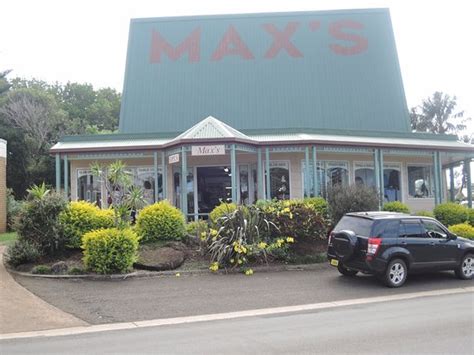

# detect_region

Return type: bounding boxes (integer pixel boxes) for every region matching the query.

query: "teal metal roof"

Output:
[119,8,411,134]
[51,117,474,153]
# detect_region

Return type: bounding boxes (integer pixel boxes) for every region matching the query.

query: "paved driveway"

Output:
[0,247,87,334]
[13,265,470,325]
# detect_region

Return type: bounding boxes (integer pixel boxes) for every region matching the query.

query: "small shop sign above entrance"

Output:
[169,153,180,164]
[192,145,226,156]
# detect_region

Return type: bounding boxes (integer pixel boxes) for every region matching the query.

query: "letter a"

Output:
[211,25,254,61]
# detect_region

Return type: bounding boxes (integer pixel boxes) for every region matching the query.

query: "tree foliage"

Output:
[410,92,471,140]
[0,73,121,198]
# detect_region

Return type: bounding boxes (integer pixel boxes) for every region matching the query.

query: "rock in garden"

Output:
[51,261,68,274]
[134,247,185,271]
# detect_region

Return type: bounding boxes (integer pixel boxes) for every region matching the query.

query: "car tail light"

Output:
[328,231,335,246]
[367,237,382,256]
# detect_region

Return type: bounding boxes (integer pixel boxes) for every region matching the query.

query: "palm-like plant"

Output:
[91,161,147,227]
[26,182,50,201]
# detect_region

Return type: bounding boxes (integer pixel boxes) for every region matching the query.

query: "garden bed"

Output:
[6,238,327,276]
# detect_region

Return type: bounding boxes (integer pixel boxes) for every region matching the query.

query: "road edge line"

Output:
[1,286,472,340]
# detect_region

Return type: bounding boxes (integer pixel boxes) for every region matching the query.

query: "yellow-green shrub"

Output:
[468,208,474,227]
[383,201,410,214]
[136,201,186,242]
[433,203,469,227]
[82,228,139,274]
[448,223,474,240]
[60,201,114,249]
[416,210,434,218]
[209,202,237,226]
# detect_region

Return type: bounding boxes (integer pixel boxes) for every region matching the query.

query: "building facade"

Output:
[51,9,473,219]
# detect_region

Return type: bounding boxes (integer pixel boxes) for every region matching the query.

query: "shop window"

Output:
[265,161,290,200]
[77,169,102,207]
[303,161,349,198]
[354,162,401,202]
[134,167,159,205]
[239,165,250,204]
[408,165,433,198]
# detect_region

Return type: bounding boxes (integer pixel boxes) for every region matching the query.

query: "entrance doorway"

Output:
[197,166,232,215]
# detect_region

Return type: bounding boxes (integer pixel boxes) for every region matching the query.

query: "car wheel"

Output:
[383,258,407,288]
[455,253,474,280]
[337,263,358,276]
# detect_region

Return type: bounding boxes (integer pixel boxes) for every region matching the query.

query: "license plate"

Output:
[330,259,339,266]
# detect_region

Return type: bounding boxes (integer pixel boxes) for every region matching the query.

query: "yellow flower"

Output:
[209,262,219,272]
[286,237,295,243]
[282,207,290,213]
[200,232,207,241]
[257,242,267,249]
[245,268,254,275]
[289,212,293,219]
[238,259,243,265]
[175,273,181,277]
[210,229,218,236]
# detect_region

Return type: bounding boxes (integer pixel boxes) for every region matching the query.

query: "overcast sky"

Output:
[1,0,472,131]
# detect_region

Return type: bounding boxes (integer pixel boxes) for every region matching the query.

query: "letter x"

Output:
[263,22,303,58]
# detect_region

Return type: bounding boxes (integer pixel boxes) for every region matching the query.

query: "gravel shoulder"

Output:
[12,265,470,325]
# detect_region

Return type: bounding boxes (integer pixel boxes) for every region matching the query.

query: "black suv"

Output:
[327,212,474,287]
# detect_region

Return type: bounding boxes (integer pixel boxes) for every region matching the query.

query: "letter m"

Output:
[150,27,201,63]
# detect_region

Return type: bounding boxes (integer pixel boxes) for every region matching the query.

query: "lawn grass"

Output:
[0,232,17,247]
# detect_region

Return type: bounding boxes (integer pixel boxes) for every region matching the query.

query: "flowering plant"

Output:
[206,206,294,274]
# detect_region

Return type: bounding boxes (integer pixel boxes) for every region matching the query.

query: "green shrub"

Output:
[327,185,379,224]
[32,265,52,274]
[186,220,209,237]
[82,228,139,274]
[262,200,329,242]
[209,202,237,226]
[433,203,469,227]
[60,201,114,249]
[5,240,42,267]
[468,208,474,227]
[382,201,410,214]
[416,210,434,217]
[448,223,474,239]
[303,197,330,219]
[135,201,186,243]
[6,189,23,231]
[15,189,67,255]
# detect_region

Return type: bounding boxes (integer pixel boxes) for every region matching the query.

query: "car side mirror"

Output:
[447,233,457,240]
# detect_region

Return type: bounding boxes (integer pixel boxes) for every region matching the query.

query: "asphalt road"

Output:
[2,292,473,354]
[12,265,472,325]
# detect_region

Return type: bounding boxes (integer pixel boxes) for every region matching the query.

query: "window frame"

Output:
[407,163,435,199]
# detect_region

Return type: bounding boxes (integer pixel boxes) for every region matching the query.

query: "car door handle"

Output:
[430,241,435,246]
[401,241,407,245]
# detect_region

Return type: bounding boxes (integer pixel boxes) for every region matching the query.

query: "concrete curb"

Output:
[6,262,329,281]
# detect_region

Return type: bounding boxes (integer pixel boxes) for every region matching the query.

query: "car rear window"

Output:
[334,216,373,236]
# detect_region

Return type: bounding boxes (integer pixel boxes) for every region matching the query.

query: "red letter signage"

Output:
[150,27,201,63]
[211,25,254,61]
[263,22,303,58]
[329,20,368,55]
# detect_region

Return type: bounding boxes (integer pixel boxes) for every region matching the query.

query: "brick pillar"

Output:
[0,139,7,233]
